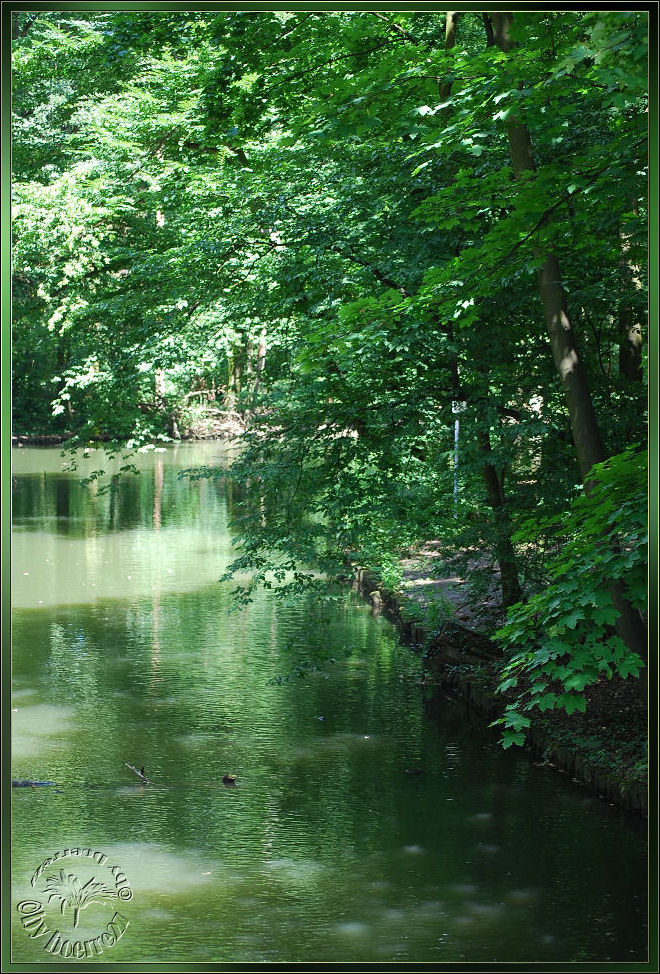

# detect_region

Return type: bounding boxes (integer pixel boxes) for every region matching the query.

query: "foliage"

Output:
[11,10,648,732]
[493,446,647,746]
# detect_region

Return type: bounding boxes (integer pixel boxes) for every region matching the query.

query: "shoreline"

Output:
[351,565,647,818]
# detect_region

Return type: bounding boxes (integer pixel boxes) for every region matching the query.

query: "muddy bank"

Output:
[11,430,237,447]
[12,419,244,448]
[12,433,79,446]
[351,565,647,817]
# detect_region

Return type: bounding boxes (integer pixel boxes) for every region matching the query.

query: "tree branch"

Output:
[269,12,317,46]
[13,12,39,40]
[368,12,422,46]
[331,245,410,296]
[265,40,397,91]
[486,142,647,280]
[276,198,410,295]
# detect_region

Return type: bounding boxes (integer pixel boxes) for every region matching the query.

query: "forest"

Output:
[12,8,648,753]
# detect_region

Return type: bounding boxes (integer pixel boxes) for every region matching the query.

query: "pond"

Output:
[11,444,647,964]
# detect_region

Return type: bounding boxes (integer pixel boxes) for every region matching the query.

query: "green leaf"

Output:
[558,693,587,715]
[501,730,526,749]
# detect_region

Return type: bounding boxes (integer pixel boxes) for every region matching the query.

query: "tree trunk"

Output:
[537,255,606,479]
[227,348,243,408]
[448,328,522,608]
[55,339,73,423]
[253,328,267,397]
[482,13,495,48]
[154,368,166,406]
[477,427,523,608]
[441,29,523,611]
[617,203,644,383]
[492,12,605,482]
[438,12,458,102]
[492,11,647,662]
[619,320,643,383]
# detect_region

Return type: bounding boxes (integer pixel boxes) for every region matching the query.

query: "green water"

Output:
[11,445,647,964]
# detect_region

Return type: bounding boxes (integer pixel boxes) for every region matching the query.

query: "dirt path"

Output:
[397,542,503,633]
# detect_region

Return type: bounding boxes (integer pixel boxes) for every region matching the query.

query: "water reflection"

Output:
[11,445,648,963]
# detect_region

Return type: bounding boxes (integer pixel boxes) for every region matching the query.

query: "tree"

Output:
[11,10,648,728]
[490,11,647,662]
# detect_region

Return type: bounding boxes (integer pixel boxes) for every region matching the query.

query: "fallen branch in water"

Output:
[125,763,150,784]
[12,779,56,787]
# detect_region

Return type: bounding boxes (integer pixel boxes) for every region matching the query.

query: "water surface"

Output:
[11,444,647,963]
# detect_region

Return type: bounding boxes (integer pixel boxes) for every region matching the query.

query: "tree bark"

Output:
[253,328,267,397]
[482,13,495,48]
[438,12,458,102]
[492,12,605,482]
[477,426,523,608]
[154,368,166,405]
[537,254,606,479]
[619,320,643,383]
[448,329,522,608]
[617,203,644,384]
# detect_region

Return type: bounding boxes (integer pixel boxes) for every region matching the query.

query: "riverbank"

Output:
[11,411,246,447]
[351,553,648,818]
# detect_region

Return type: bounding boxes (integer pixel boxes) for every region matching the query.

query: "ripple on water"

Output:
[451,884,478,896]
[147,696,181,707]
[262,857,327,887]
[374,943,407,957]
[467,901,505,920]
[114,785,155,797]
[336,921,370,938]
[285,732,378,764]
[417,900,445,919]
[176,733,221,748]
[142,907,176,922]
[368,879,391,891]
[507,888,539,905]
